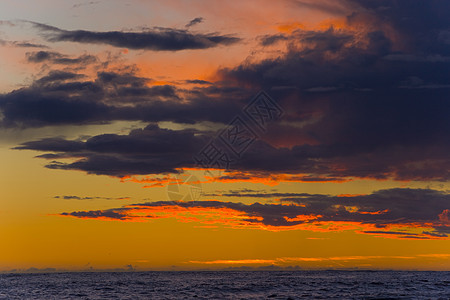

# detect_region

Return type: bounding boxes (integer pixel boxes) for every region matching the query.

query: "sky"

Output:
[0,0,449,272]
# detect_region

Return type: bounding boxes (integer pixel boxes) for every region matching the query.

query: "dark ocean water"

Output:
[0,271,449,299]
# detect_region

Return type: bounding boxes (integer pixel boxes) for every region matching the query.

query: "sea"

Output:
[0,271,449,299]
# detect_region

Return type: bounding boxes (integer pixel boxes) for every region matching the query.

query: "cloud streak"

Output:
[30,21,240,51]
[185,17,204,28]
[26,50,97,65]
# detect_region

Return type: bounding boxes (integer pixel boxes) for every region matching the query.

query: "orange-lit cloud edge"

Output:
[55,199,449,240]
[188,254,450,265]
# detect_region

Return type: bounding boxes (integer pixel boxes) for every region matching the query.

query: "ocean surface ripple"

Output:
[0,270,449,299]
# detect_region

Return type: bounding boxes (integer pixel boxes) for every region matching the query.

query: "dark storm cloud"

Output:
[0,70,244,128]
[12,119,450,180]
[15,124,208,176]
[246,1,450,90]
[59,188,450,238]
[240,28,393,89]
[348,0,450,54]
[26,50,97,65]
[29,21,240,51]
[217,0,450,181]
[0,86,110,127]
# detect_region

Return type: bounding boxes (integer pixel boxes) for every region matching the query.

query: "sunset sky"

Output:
[0,0,449,272]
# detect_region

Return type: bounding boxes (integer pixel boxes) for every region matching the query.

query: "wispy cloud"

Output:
[26,50,97,65]
[28,20,240,51]
[185,17,204,28]
[0,39,48,48]
[187,255,422,265]
[54,195,130,201]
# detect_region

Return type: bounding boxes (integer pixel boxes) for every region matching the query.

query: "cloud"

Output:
[59,188,450,239]
[34,70,86,84]
[291,0,352,15]
[72,1,99,9]
[0,70,244,128]
[61,209,130,220]
[15,124,208,176]
[13,117,450,181]
[54,195,130,200]
[0,86,111,127]
[216,2,450,181]
[26,50,97,65]
[185,79,211,85]
[203,190,324,198]
[185,17,204,28]
[29,21,240,51]
[189,255,424,265]
[259,34,289,46]
[0,39,48,48]
[188,259,276,265]
[347,0,450,54]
